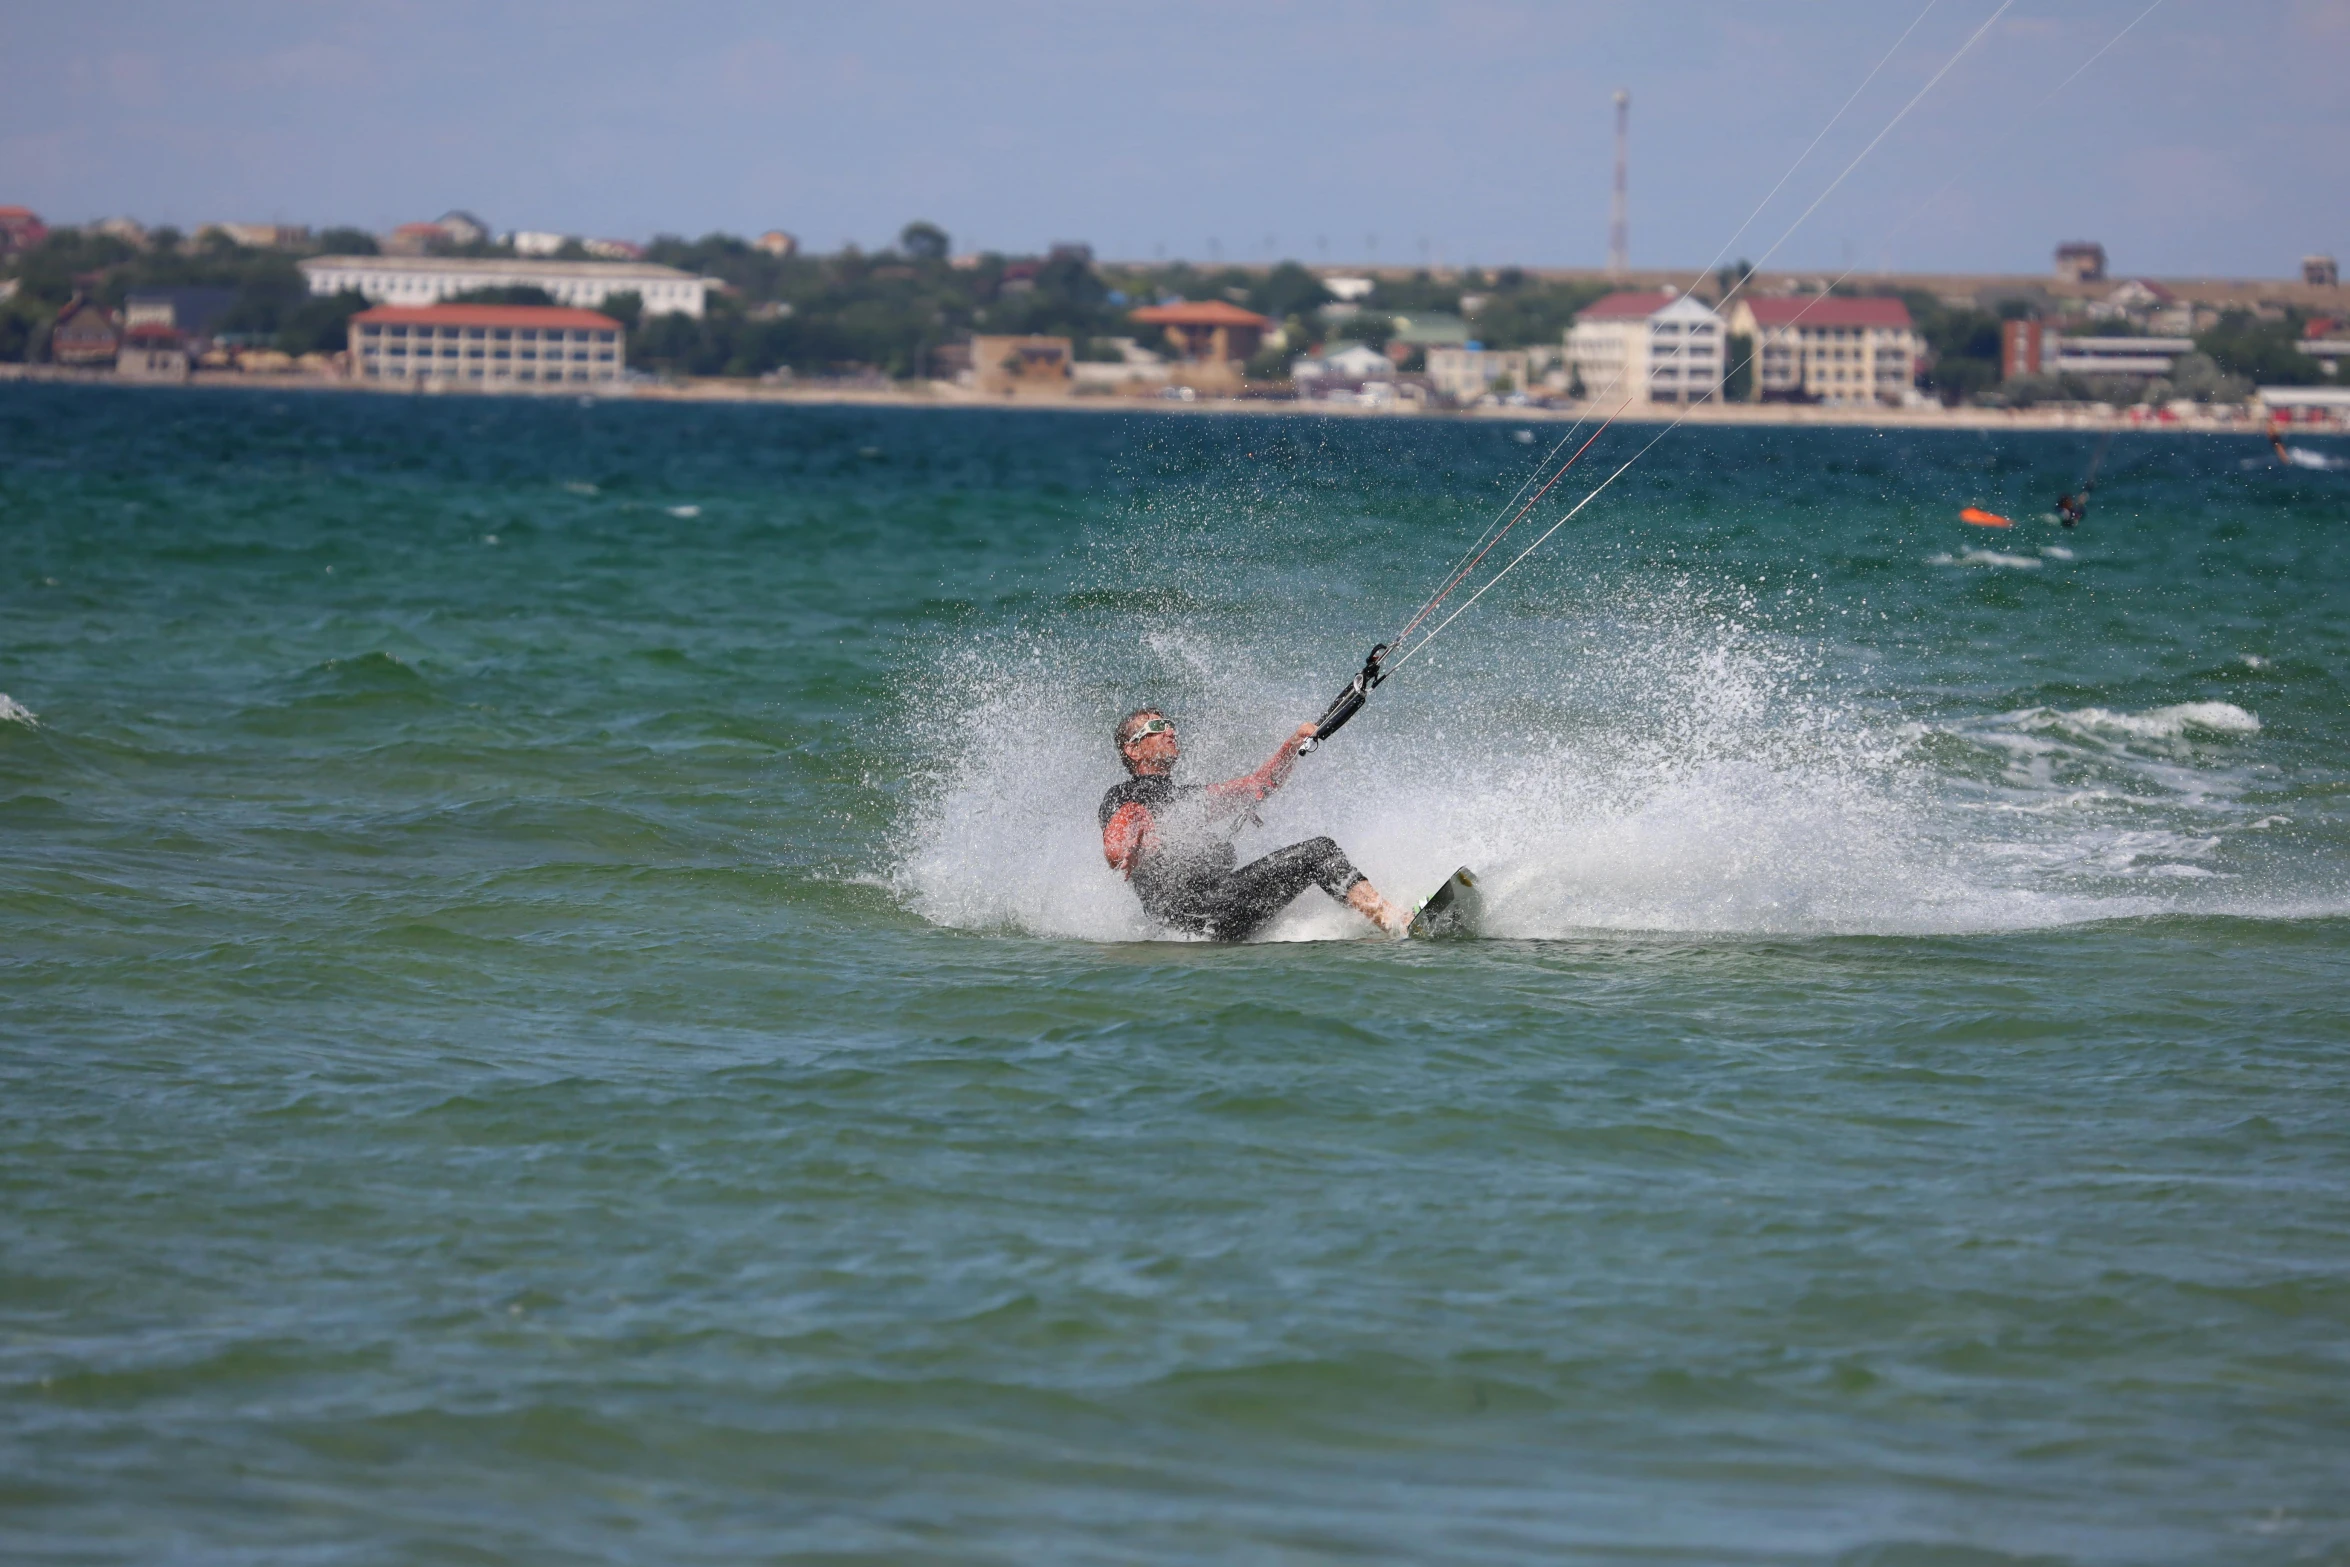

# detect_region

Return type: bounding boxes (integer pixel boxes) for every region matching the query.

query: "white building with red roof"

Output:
[1565,290,1723,405]
[1723,295,1920,405]
[347,304,625,389]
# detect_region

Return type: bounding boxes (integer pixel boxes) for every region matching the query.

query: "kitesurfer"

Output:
[2055,489,2087,527]
[1100,709,1412,939]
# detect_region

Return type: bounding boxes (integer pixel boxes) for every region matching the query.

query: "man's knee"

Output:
[1299,836,1363,898]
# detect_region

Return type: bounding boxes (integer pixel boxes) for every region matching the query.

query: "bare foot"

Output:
[1346,880,1412,937]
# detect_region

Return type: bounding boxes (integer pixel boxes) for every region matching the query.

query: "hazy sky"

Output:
[5,1,2344,278]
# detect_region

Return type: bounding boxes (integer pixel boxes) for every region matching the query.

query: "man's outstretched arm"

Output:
[1207,723,1319,804]
[1103,802,1155,875]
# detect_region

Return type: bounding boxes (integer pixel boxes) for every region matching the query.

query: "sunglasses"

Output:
[1125,718,1177,742]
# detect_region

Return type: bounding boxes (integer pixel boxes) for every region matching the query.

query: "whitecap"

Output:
[0,693,36,726]
[666,504,702,519]
[2039,545,2075,560]
[1930,549,2041,569]
[2050,702,2261,741]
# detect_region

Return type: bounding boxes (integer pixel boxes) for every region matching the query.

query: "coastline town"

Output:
[3,203,2345,429]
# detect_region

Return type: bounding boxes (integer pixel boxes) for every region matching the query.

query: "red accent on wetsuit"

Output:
[1102,801,1156,876]
[1099,738,1299,880]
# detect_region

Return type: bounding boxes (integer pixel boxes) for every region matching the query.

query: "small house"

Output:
[49,298,122,367]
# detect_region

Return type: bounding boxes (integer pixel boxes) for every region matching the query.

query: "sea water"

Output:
[4,385,2346,1564]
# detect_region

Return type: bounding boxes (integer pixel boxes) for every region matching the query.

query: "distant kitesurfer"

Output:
[2055,488,2087,527]
[2271,424,2292,463]
[1100,709,1411,939]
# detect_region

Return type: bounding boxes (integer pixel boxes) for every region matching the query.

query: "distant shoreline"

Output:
[0,361,2283,435]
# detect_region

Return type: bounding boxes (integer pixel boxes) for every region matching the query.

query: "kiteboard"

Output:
[1407,866,1483,939]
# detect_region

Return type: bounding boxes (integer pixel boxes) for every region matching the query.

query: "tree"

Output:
[1348,313,1396,351]
[0,297,47,362]
[1473,279,1610,349]
[632,310,722,377]
[2197,311,2323,386]
[1724,332,1754,401]
[276,289,369,355]
[598,290,644,331]
[1248,261,1330,322]
[2165,351,2253,404]
[1367,271,1459,314]
[2,227,328,345]
[1243,340,1292,381]
[211,263,311,337]
[313,227,378,255]
[1903,291,2003,405]
[1926,356,1998,405]
[899,221,950,262]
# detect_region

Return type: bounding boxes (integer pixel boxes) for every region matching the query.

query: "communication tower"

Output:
[1608,90,1630,277]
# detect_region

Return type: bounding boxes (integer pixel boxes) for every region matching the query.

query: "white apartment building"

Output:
[1566,291,1724,404]
[1725,296,1921,404]
[301,256,716,318]
[347,304,625,388]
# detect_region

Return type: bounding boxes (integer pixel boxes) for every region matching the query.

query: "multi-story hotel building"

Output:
[2001,319,2193,381]
[1566,291,1724,404]
[302,256,715,318]
[1725,296,1921,405]
[346,304,625,389]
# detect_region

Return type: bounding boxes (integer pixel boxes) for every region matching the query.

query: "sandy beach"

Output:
[0,360,2271,433]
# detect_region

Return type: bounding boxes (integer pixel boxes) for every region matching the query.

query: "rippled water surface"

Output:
[5,385,2348,1565]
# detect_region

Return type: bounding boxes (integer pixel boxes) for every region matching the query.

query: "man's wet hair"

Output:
[1116,707,1166,762]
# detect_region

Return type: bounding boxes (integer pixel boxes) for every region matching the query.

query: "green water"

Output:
[4,385,2347,1564]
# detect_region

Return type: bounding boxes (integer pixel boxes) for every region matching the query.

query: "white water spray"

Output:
[887,584,2291,942]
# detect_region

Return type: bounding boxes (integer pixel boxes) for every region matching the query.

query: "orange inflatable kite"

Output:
[1960,507,2013,528]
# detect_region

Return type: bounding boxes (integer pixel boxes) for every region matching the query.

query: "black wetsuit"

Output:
[1099,773,1364,941]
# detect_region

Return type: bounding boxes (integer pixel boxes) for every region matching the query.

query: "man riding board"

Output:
[1100,709,1411,940]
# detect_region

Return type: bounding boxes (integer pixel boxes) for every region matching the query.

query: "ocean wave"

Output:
[0,693,37,726]
[2031,702,2262,741]
[1928,549,2041,570]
